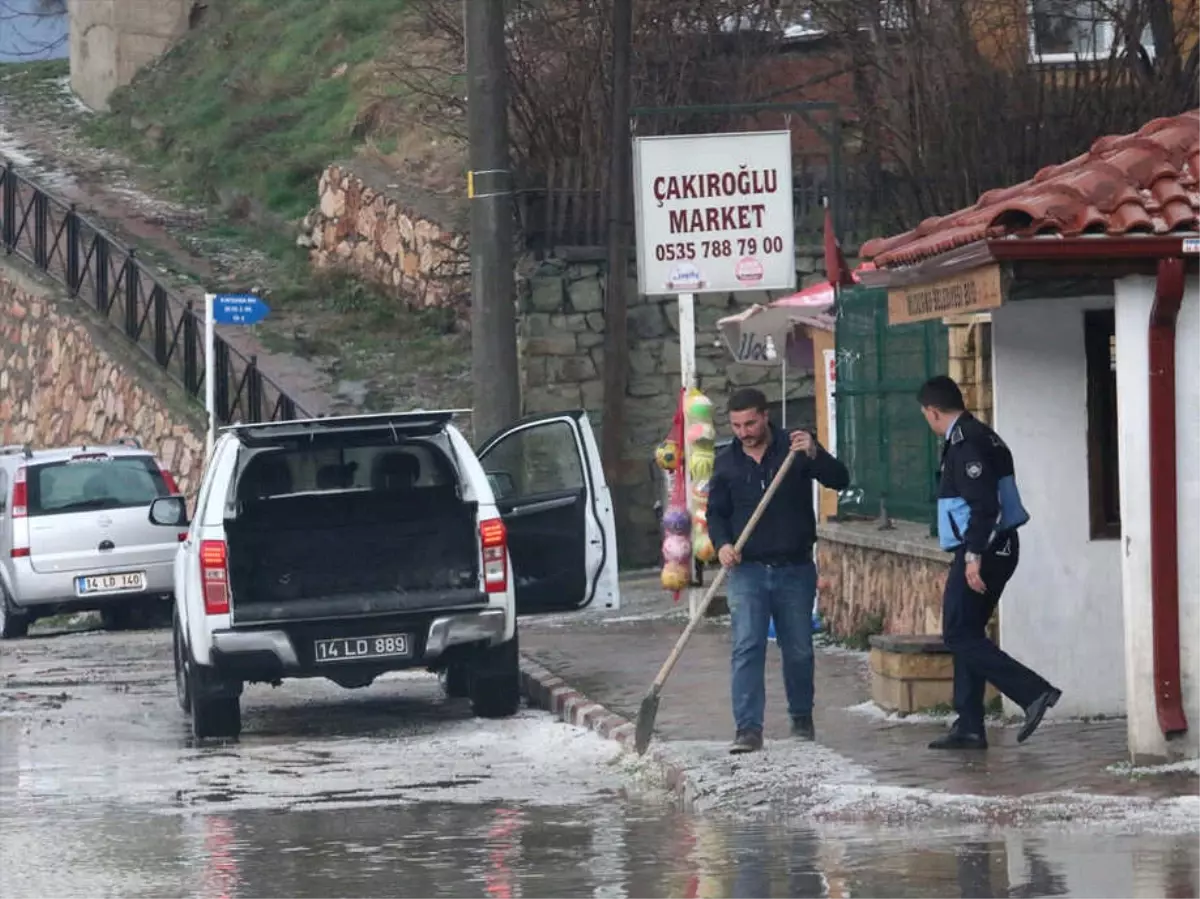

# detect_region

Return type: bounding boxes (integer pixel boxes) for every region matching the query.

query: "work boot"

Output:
[729,729,763,754]
[1017,688,1062,743]
[790,714,815,741]
[928,729,988,750]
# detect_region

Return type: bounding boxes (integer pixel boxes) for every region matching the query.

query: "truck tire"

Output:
[469,633,521,719]
[187,652,242,741]
[0,587,29,640]
[173,614,192,714]
[440,663,470,699]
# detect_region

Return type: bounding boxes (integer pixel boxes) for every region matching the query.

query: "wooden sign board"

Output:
[888,264,1005,325]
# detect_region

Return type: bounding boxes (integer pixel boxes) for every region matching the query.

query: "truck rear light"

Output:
[11,466,26,519]
[10,547,28,558]
[200,540,230,615]
[479,518,508,593]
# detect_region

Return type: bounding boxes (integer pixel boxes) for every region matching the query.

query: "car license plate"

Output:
[314,634,411,664]
[76,572,147,596]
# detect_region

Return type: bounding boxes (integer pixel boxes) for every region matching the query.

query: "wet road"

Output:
[3,622,1198,898]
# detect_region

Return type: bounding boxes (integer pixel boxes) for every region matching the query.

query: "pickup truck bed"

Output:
[224,486,482,624]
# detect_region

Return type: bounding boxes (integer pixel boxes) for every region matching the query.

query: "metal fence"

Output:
[0,161,306,426]
[834,285,948,528]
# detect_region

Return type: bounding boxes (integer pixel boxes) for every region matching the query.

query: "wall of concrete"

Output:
[67,0,195,111]
[1115,274,1200,763]
[991,293,1125,720]
[0,260,206,497]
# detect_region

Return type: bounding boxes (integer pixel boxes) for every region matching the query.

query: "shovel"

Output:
[633,448,798,755]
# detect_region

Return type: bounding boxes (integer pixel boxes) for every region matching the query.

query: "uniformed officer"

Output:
[918,375,1062,750]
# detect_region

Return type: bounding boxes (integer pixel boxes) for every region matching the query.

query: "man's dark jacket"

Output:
[707,426,850,564]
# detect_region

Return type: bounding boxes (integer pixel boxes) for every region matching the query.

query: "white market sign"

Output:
[633,130,796,296]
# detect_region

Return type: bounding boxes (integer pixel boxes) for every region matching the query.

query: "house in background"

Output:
[859,109,1199,762]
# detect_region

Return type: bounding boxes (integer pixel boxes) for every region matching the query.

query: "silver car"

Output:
[0,441,188,638]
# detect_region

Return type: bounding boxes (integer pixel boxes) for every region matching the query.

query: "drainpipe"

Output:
[1148,256,1188,738]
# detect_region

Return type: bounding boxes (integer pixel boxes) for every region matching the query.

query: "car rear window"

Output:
[236,442,454,502]
[27,455,169,516]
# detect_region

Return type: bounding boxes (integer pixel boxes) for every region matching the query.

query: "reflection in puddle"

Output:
[2,799,1196,899]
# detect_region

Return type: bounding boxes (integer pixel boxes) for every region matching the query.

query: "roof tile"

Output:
[861,110,1200,267]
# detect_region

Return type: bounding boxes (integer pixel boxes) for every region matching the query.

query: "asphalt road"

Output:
[2,619,1197,899]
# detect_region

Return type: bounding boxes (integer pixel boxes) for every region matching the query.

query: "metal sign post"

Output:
[203,292,271,457]
[633,130,797,619]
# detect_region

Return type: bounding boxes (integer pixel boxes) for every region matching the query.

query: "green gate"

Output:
[835,286,949,528]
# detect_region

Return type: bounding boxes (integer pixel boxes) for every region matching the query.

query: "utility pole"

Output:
[601,0,634,483]
[465,0,520,442]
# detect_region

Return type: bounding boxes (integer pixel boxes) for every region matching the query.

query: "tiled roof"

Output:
[861,110,1200,268]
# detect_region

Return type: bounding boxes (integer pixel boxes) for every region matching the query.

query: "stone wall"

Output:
[816,521,950,638]
[520,258,831,566]
[67,0,197,112]
[0,262,205,497]
[304,163,470,317]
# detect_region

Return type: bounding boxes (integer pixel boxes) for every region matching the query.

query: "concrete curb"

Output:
[518,654,698,806]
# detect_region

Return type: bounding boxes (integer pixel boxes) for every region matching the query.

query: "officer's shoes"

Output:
[929,730,988,750]
[1017,687,1062,743]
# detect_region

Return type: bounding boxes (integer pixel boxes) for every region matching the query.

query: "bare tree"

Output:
[393,0,791,187]
[805,0,1198,230]
[0,0,68,59]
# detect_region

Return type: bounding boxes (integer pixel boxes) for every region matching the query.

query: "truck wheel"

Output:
[100,605,134,632]
[0,587,29,640]
[440,663,470,699]
[187,653,242,741]
[469,634,521,719]
[173,614,192,714]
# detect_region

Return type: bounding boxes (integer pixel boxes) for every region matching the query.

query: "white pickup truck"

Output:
[148,410,620,740]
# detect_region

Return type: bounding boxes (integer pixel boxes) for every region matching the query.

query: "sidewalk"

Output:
[519,584,1200,826]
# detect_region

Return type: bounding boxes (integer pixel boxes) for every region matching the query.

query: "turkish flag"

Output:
[824,205,855,288]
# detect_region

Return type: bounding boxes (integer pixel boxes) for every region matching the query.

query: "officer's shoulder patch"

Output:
[965,461,984,479]
[950,425,965,445]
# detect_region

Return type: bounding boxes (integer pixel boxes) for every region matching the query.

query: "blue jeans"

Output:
[727,561,817,733]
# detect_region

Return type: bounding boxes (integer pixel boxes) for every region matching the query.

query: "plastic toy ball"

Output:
[693,533,716,563]
[687,392,714,423]
[662,534,691,564]
[688,451,714,482]
[686,422,716,445]
[661,561,690,592]
[662,506,691,535]
[654,440,680,471]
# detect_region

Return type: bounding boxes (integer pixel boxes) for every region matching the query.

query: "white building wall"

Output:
[1115,274,1200,762]
[991,295,1125,718]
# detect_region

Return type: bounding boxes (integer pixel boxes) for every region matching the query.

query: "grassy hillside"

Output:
[89,0,457,223]
[66,0,472,415]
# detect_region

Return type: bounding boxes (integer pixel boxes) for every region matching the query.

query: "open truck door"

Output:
[477,410,619,614]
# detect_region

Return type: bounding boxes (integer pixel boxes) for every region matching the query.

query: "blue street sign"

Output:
[212,293,270,326]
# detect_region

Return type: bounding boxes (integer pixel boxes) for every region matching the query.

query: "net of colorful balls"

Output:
[656,387,719,592]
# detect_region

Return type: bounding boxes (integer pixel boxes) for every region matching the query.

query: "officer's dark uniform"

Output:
[937,412,1054,739]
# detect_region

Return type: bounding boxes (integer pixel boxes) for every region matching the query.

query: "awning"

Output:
[717,263,875,367]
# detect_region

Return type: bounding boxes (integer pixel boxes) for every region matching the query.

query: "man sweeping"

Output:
[707,388,850,754]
